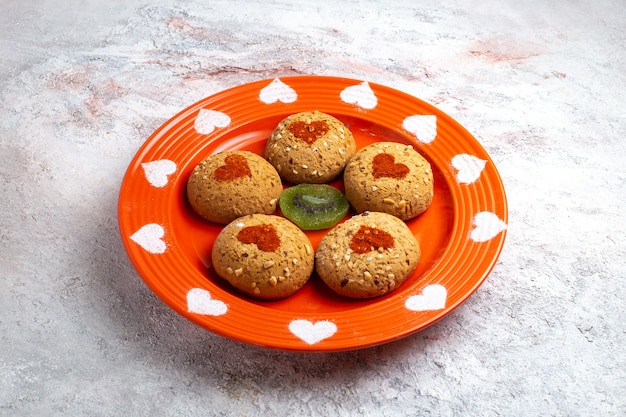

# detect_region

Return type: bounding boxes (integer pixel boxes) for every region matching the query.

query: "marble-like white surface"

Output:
[1,0,625,415]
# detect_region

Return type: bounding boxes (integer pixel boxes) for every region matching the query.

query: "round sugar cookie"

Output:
[343,142,434,221]
[264,111,356,184]
[187,150,282,224]
[315,211,421,299]
[211,214,315,300]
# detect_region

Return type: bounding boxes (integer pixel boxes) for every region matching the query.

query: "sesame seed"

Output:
[278,276,286,282]
[302,164,308,169]
[285,147,291,152]
[383,198,395,204]
[398,200,407,209]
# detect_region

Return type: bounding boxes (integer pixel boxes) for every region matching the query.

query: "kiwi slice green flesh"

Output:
[279,184,349,230]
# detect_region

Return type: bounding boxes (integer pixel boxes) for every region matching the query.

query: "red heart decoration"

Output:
[287,120,329,144]
[372,153,410,179]
[237,224,281,252]
[214,154,252,181]
[350,225,395,254]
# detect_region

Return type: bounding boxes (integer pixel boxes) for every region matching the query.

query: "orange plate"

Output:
[118,76,508,352]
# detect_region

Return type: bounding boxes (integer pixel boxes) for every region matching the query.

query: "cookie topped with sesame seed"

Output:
[211,214,315,300]
[187,150,283,224]
[264,111,357,184]
[315,211,421,299]
[343,142,434,221]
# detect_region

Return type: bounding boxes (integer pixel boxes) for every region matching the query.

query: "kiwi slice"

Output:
[279,184,349,230]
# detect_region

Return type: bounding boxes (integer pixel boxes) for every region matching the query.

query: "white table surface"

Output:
[2,0,625,415]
